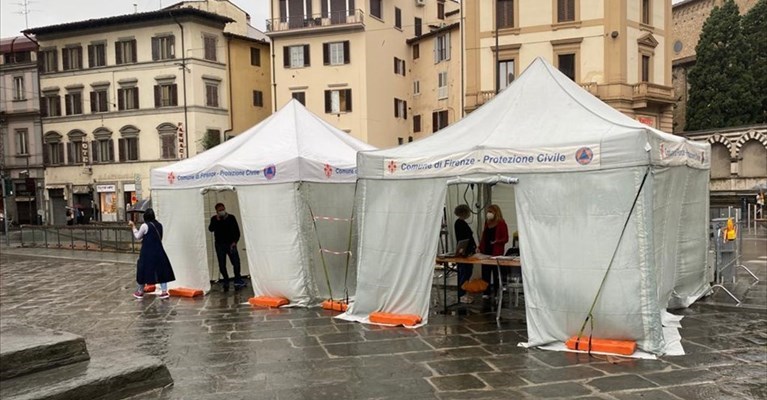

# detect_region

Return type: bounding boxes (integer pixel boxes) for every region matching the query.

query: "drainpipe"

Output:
[170,13,190,158]
[23,32,46,224]
[224,34,234,138]
[270,6,277,111]
[494,2,499,95]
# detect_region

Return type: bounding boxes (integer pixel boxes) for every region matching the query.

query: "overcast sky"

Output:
[1,0,270,38]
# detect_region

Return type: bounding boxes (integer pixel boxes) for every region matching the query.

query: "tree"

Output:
[741,0,767,123]
[685,0,761,131]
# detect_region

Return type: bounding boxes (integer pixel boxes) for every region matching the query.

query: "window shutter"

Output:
[90,92,96,113]
[321,0,328,18]
[305,0,312,16]
[303,45,310,66]
[324,90,331,113]
[43,144,50,164]
[66,142,73,164]
[349,0,355,14]
[54,96,61,116]
[403,60,406,76]
[76,47,82,68]
[171,85,178,106]
[108,139,115,161]
[133,87,139,109]
[58,144,65,164]
[323,43,329,65]
[434,39,439,64]
[119,138,126,161]
[131,40,137,62]
[100,93,108,111]
[115,42,122,64]
[432,112,438,132]
[131,138,139,161]
[40,97,48,117]
[445,34,451,60]
[404,101,407,119]
[151,37,159,60]
[62,49,69,69]
[87,45,94,67]
[393,58,397,74]
[65,95,72,115]
[343,41,350,64]
[394,99,398,118]
[154,85,160,107]
[117,89,125,110]
[283,46,290,67]
[91,140,99,162]
[346,89,352,112]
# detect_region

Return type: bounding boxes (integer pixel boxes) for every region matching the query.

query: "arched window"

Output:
[67,129,87,165]
[43,131,64,165]
[739,139,767,177]
[157,122,177,159]
[119,125,140,161]
[92,127,114,163]
[710,143,730,179]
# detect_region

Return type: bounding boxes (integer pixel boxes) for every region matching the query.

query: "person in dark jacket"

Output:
[129,208,176,299]
[208,203,244,291]
[454,205,477,303]
[478,204,509,299]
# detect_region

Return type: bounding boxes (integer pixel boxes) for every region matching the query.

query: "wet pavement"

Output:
[0,236,765,400]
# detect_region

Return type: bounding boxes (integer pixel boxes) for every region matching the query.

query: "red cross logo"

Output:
[324,164,333,178]
[167,172,176,185]
[387,161,397,174]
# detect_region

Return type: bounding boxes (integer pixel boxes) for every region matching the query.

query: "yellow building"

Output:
[465,0,675,132]
[224,32,272,135]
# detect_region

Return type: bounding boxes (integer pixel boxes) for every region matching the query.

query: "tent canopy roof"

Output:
[358,57,708,179]
[152,99,375,188]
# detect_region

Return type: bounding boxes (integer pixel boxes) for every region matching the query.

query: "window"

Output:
[115,39,137,64]
[251,90,263,107]
[432,110,448,132]
[40,49,58,73]
[641,55,650,82]
[498,59,515,90]
[395,7,402,29]
[118,87,139,110]
[558,53,576,81]
[413,80,420,95]
[292,91,306,105]
[6,51,31,63]
[158,123,177,159]
[119,126,140,162]
[497,0,514,28]
[15,129,29,155]
[370,0,382,19]
[12,76,24,100]
[413,44,420,60]
[642,0,650,25]
[323,41,350,65]
[90,89,109,113]
[557,0,575,22]
[88,43,106,67]
[205,82,219,107]
[284,45,310,68]
[204,35,217,61]
[394,98,407,119]
[250,47,261,66]
[92,138,115,163]
[67,131,87,165]
[152,35,175,60]
[65,92,83,115]
[438,71,448,99]
[394,57,406,76]
[41,95,61,117]
[434,34,450,63]
[413,115,421,133]
[205,130,221,148]
[415,17,422,36]
[324,89,352,113]
[43,133,65,165]
[154,84,178,107]
[437,1,445,19]
[62,46,83,70]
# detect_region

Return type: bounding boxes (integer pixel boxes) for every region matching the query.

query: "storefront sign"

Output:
[177,122,186,159]
[72,185,91,194]
[96,184,116,193]
[81,142,90,164]
[637,116,656,128]
[124,183,136,192]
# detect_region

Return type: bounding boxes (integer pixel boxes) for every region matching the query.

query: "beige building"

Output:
[0,36,44,224]
[465,0,675,132]
[671,0,757,132]
[25,8,234,224]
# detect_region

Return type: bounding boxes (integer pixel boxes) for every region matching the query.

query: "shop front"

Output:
[96,184,118,222]
[123,183,137,220]
[72,185,93,223]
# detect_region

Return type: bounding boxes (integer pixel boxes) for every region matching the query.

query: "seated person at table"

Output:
[454,205,476,304]
[478,204,509,299]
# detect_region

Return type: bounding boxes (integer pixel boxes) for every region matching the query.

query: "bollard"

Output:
[44,227,48,248]
[56,226,61,248]
[20,225,25,247]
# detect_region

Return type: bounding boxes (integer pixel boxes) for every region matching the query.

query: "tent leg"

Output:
[496,264,503,324]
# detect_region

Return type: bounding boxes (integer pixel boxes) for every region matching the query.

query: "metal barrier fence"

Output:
[17,224,139,253]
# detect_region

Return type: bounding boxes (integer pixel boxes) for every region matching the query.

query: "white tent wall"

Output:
[153,188,210,293]
[299,182,358,302]
[341,178,447,324]
[515,167,666,354]
[237,183,312,306]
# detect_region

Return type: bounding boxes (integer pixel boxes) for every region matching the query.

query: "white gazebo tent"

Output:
[150,99,375,305]
[339,58,710,355]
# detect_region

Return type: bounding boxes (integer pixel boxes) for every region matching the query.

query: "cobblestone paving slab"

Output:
[1,250,766,399]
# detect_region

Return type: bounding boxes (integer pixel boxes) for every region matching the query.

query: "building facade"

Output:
[671,0,756,133]
[465,0,675,132]
[0,36,44,225]
[25,9,234,224]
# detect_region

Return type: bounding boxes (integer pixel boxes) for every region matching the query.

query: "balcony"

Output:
[632,82,675,105]
[266,9,365,37]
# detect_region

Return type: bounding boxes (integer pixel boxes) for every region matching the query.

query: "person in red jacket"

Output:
[478,204,509,299]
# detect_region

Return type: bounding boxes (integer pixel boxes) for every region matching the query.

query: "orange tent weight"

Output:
[248,296,289,308]
[168,288,204,298]
[369,312,422,327]
[321,299,348,312]
[565,336,636,356]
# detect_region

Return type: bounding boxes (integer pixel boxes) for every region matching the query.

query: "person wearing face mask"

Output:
[478,204,509,299]
[208,203,245,291]
[454,205,477,304]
